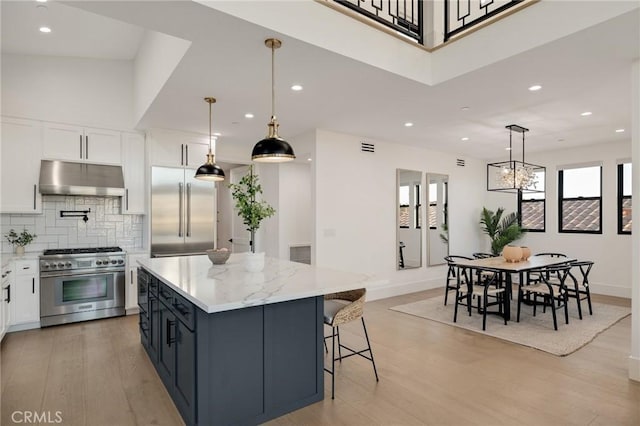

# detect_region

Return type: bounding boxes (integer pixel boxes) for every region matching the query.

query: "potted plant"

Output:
[5,228,37,255]
[228,165,275,271]
[479,207,525,256]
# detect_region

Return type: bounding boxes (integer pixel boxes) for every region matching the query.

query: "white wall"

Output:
[484,140,632,297]
[133,30,191,125]
[1,54,134,129]
[278,162,312,260]
[313,129,486,299]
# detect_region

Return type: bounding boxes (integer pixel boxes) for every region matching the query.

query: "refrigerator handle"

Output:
[178,182,184,237]
[186,183,192,237]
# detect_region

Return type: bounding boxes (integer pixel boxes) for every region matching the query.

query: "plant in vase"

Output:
[479,207,525,256]
[5,228,37,255]
[228,165,275,271]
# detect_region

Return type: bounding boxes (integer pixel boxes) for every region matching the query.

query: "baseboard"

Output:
[629,356,640,382]
[126,306,140,315]
[8,321,41,332]
[590,283,631,299]
[367,278,442,301]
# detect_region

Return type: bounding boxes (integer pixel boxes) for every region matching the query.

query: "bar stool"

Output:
[323,288,379,399]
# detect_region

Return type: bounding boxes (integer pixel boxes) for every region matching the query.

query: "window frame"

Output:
[618,163,631,235]
[518,190,546,233]
[557,166,602,234]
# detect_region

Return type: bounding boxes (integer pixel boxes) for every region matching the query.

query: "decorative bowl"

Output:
[502,245,523,263]
[206,249,231,265]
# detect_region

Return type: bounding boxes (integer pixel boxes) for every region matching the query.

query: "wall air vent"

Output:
[361,142,375,153]
[456,159,465,167]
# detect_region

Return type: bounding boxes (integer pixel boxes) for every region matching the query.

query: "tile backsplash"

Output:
[1,195,144,253]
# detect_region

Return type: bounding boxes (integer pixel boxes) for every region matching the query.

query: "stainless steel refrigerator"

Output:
[151,166,216,257]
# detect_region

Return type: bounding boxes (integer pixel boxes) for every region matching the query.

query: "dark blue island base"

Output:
[138,268,324,425]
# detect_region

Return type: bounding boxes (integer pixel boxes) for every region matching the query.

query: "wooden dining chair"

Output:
[453,267,507,330]
[565,260,594,319]
[443,256,472,305]
[517,264,571,330]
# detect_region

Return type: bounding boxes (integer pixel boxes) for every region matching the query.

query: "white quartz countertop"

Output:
[137,254,371,314]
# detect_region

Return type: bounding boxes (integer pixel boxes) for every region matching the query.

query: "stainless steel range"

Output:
[40,247,125,327]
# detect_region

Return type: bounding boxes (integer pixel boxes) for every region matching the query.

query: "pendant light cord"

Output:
[271,43,276,118]
[209,100,212,152]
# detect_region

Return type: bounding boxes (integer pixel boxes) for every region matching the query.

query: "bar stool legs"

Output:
[324,317,379,399]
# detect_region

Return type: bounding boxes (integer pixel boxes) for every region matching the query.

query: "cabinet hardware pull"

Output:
[186,183,191,237]
[166,318,176,347]
[33,184,37,210]
[131,270,133,284]
[178,183,184,237]
[80,135,83,159]
[85,136,89,159]
[126,189,129,211]
[6,284,10,303]
[185,144,189,165]
[32,277,35,294]
[181,144,184,166]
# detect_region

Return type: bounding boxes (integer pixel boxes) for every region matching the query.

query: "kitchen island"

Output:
[137,254,369,426]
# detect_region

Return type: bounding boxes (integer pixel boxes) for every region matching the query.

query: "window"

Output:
[399,183,421,229]
[558,165,602,233]
[618,163,632,234]
[518,170,545,232]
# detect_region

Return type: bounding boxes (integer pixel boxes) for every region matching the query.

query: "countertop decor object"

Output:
[4,228,37,255]
[502,245,522,263]
[251,38,296,162]
[194,97,225,182]
[206,248,230,264]
[520,246,531,260]
[228,165,275,271]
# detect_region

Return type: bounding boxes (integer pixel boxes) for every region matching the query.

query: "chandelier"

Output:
[487,124,545,193]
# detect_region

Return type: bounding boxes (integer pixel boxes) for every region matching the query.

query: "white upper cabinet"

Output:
[122,132,146,214]
[43,122,122,165]
[149,129,209,169]
[1,117,43,213]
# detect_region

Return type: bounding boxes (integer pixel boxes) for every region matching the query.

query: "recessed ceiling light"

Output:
[615,128,625,133]
[244,113,254,119]
[461,106,470,111]
[291,85,303,91]
[404,122,413,127]
[505,147,512,151]
[39,26,51,33]
[36,0,47,3]
[580,111,592,116]
[307,158,312,162]
[528,85,542,91]
[213,132,221,136]
[461,137,469,141]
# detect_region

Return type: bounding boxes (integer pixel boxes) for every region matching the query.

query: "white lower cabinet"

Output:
[1,264,13,341]
[126,253,149,312]
[9,259,40,329]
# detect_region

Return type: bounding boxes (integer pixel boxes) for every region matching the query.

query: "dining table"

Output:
[452,255,576,321]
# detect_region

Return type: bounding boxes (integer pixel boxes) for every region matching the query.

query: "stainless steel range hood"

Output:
[39,160,125,196]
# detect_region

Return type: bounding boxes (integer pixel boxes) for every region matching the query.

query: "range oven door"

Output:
[40,271,125,318]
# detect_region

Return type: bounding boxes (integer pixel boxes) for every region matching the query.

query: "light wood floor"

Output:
[2,289,639,426]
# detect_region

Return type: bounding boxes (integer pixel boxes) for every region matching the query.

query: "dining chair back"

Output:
[443,255,473,305]
[453,267,507,330]
[518,264,571,330]
[566,260,594,319]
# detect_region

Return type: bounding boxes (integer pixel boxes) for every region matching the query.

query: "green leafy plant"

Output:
[228,165,275,253]
[480,207,525,256]
[5,228,37,247]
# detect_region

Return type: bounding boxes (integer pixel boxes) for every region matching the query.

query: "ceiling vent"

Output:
[456,159,465,167]
[361,142,375,153]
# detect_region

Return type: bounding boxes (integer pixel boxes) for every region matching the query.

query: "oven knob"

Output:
[42,262,50,269]
[110,259,118,265]
[96,260,103,266]
[65,262,72,268]
[117,259,124,265]
[57,262,65,268]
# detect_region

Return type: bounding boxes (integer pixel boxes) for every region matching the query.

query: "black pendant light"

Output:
[195,97,225,181]
[251,38,296,162]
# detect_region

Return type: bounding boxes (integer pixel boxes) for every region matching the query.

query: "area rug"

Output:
[390,294,630,356]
